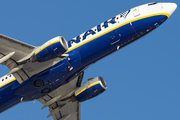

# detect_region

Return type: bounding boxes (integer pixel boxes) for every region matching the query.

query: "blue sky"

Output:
[0,0,179,120]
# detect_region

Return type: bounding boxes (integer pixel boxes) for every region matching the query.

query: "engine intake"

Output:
[74,76,107,102]
[30,36,68,62]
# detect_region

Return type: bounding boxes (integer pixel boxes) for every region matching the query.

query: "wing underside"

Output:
[0,34,36,68]
[49,101,81,120]
[38,72,84,120]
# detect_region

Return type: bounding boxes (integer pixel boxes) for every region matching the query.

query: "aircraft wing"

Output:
[38,72,84,120]
[0,34,36,70]
[48,100,81,120]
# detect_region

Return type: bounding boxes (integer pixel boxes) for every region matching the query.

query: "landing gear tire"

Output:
[34,80,44,88]
[41,88,51,94]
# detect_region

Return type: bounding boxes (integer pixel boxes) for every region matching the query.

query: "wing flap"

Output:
[49,101,81,120]
[0,34,37,83]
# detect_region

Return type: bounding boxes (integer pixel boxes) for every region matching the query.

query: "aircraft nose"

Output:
[162,3,177,16]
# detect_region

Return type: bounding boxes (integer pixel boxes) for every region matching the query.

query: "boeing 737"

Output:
[0,2,177,120]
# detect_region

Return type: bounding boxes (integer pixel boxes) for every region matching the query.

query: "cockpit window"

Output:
[148,2,157,6]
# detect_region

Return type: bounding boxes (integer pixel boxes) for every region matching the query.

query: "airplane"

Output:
[0,2,177,120]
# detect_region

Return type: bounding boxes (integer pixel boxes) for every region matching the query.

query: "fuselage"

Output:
[0,2,177,113]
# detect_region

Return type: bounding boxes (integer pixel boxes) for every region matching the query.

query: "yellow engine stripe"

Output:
[75,81,100,96]
[65,13,170,53]
[35,40,60,55]
[0,78,16,88]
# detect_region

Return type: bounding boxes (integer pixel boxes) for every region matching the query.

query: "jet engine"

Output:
[74,76,107,102]
[30,36,68,62]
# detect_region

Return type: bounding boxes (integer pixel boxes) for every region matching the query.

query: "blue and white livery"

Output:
[0,2,177,120]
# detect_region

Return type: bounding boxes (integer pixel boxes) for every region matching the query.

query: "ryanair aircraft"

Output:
[0,2,177,120]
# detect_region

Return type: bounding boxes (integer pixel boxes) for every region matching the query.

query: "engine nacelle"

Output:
[30,36,68,62]
[74,76,107,102]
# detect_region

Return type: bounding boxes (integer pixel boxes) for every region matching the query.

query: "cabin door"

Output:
[132,7,140,17]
